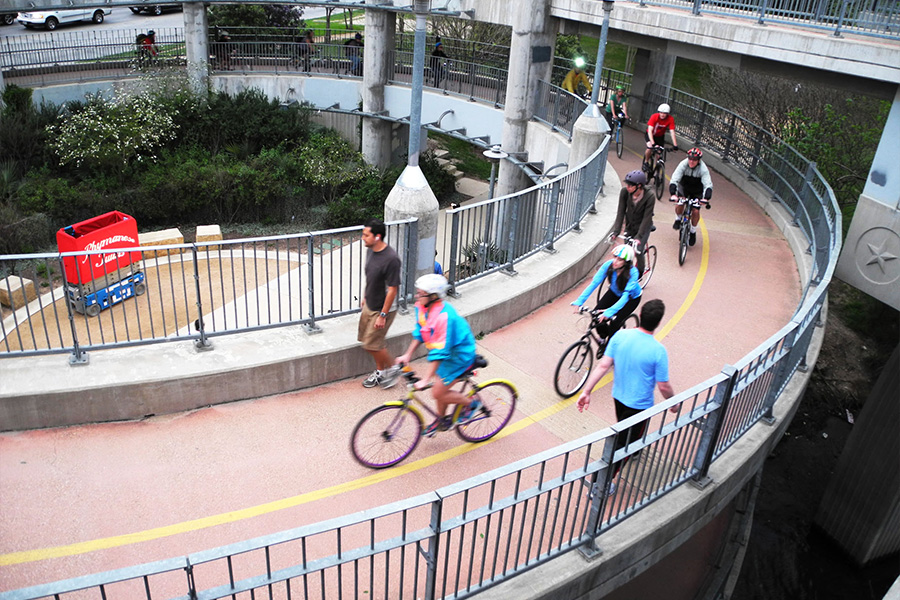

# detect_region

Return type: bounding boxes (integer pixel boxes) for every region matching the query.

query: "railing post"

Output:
[185,558,199,600]
[691,365,739,487]
[833,0,849,37]
[757,0,770,25]
[722,112,737,163]
[447,210,462,296]
[503,197,519,276]
[761,324,800,424]
[692,0,702,16]
[422,497,443,600]
[543,180,562,252]
[61,255,89,365]
[579,435,617,559]
[696,100,709,146]
[191,246,213,351]
[304,235,322,334]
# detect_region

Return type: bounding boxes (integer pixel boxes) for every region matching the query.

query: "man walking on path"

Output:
[359,219,402,388]
[576,299,675,495]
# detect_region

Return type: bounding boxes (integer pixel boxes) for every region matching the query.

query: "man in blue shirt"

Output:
[576,299,675,495]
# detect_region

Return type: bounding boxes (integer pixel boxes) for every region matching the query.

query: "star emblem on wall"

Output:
[865,240,897,274]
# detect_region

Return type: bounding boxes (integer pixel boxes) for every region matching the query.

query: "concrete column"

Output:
[182,2,209,97]
[629,48,676,121]
[361,9,396,170]
[497,0,556,198]
[815,344,900,564]
[835,84,900,310]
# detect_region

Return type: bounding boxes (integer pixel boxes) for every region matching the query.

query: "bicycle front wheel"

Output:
[654,162,666,199]
[615,124,624,158]
[554,340,594,397]
[678,222,689,266]
[640,245,657,288]
[351,405,423,469]
[456,381,517,443]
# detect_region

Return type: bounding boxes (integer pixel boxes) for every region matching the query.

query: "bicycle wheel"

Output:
[553,340,594,397]
[622,313,640,330]
[654,162,666,199]
[350,405,423,469]
[615,123,624,158]
[678,221,689,266]
[640,245,657,288]
[456,381,517,442]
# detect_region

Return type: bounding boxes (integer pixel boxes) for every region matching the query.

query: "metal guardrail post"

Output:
[723,113,737,163]
[185,558,199,600]
[692,0,702,16]
[447,210,461,296]
[304,236,322,334]
[580,435,618,558]
[696,100,709,146]
[191,246,212,351]
[422,498,443,600]
[691,365,739,487]
[61,255,89,366]
[757,0,770,25]
[544,180,562,252]
[834,0,849,36]
[761,324,800,424]
[503,197,520,276]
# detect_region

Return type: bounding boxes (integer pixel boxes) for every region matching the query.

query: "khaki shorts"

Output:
[358,306,397,351]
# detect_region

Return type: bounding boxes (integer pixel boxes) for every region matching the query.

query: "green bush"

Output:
[420,150,457,201]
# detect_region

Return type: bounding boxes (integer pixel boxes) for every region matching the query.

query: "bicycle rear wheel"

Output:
[639,245,657,288]
[678,221,689,266]
[456,381,517,442]
[351,405,423,469]
[615,123,624,158]
[654,162,666,199]
[554,340,594,397]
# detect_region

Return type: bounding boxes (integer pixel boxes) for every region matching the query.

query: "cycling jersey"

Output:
[606,93,627,115]
[413,299,477,385]
[647,112,675,139]
[670,158,713,199]
[562,70,592,95]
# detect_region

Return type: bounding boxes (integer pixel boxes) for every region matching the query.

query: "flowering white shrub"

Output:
[47,92,178,169]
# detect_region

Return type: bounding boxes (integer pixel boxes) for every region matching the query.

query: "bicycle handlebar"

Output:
[669,196,711,209]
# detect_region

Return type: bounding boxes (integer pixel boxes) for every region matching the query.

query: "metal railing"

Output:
[0,32,841,600]
[1,221,416,357]
[628,0,900,39]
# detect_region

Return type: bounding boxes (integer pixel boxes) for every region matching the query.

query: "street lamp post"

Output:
[588,0,615,112]
[483,144,509,200]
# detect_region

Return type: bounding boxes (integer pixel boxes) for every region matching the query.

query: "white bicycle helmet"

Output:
[657,103,671,114]
[416,273,450,298]
[612,244,635,262]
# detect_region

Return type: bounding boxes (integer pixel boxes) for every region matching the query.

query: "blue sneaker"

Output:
[459,399,483,424]
[423,416,452,438]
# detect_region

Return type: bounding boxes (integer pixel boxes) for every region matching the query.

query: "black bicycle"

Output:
[553,293,640,398]
[645,145,675,200]
[670,196,711,265]
[612,115,626,158]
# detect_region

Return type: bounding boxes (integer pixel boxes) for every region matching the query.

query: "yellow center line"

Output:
[1,220,710,567]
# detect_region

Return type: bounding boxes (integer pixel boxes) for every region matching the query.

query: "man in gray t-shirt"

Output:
[358,219,402,389]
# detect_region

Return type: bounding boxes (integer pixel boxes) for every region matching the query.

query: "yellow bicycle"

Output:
[350,356,518,469]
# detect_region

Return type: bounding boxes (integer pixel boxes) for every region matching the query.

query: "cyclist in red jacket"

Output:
[644,103,678,168]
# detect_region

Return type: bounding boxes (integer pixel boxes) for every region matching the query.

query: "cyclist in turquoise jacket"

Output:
[397,274,480,436]
[571,245,643,339]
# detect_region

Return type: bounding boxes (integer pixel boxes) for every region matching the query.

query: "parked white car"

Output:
[18,7,111,30]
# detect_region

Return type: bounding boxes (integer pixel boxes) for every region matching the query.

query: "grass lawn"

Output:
[431,132,493,180]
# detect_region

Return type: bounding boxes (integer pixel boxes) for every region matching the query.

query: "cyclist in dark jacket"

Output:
[669,147,713,247]
[612,169,655,275]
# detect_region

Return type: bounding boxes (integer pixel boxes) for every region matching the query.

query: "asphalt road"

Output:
[0,5,328,38]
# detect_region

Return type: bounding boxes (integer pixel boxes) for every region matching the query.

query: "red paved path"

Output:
[0,132,801,591]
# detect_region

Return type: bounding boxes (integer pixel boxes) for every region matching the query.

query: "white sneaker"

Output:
[362,371,381,388]
[379,366,401,389]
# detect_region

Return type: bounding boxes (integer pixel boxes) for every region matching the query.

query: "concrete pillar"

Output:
[629,48,676,122]
[835,84,900,310]
[815,344,900,564]
[385,166,440,281]
[361,9,396,170]
[497,0,556,198]
[182,2,209,97]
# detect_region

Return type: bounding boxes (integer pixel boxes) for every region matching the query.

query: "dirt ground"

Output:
[732,281,899,600]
